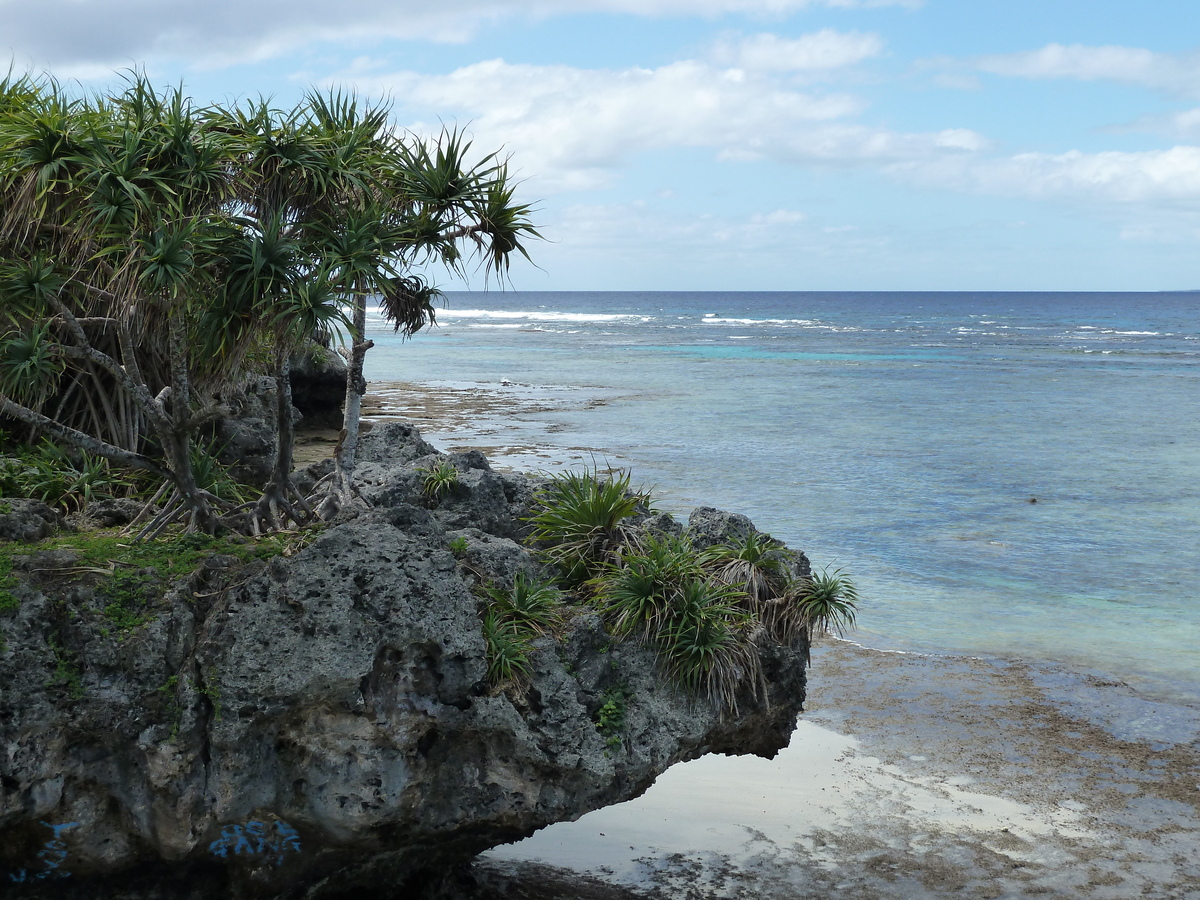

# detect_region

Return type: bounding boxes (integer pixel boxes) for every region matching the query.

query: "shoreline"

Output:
[356,377,1200,898]
[357,377,1199,704]
[486,639,1200,898]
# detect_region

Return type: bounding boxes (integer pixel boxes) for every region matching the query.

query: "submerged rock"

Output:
[0,428,809,898]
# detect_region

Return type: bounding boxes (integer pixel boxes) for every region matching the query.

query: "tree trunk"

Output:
[163,426,218,534]
[326,294,374,513]
[253,344,299,531]
[161,312,217,533]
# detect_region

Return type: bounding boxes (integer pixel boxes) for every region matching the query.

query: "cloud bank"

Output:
[346,32,982,192]
[0,0,919,72]
[973,43,1200,99]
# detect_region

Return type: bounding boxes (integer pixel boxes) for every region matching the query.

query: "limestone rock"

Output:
[0,431,809,898]
[288,345,348,431]
[0,499,60,542]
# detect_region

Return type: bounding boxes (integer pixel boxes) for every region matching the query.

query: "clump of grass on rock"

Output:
[524,466,860,714]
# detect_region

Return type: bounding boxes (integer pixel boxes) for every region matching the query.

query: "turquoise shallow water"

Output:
[364,291,1200,704]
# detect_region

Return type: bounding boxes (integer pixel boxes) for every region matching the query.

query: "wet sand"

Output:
[478,640,1200,899]
[361,379,1200,898]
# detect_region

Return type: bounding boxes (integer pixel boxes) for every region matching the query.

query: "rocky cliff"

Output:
[0,424,808,898]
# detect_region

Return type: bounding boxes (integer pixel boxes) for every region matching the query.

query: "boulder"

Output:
[686,506,757,549]
[0,433,809,898]
[211,377,286,487]
[0,499,60,542]
[288,345,348,431]
[687,506,811,582]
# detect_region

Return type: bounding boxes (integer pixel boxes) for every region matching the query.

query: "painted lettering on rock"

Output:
[5,821,79,883]
[208,820,302,867]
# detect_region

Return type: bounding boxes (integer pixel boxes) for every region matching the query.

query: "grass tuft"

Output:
[525,467,647,586]
[482,573,564,635]
[418,458,460,504]
[789,567,859,639]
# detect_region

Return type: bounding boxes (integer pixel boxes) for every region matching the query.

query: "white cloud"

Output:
[711,30,884,72]
[533,200,886,281]
[349,53,984,192]
[973,43,1200,99]
[1120,107,1200,140]
[0,0,920,72]
[754,209,807,224]
[894,146,1200,203]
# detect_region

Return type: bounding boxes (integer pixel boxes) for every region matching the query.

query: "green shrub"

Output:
[701,530,794,606]
[482,573,564,635]
[589,531,766,714]
[189,441,251,505]
[0,439,157,513]
[526,467,647,586]
[595,685,628,749]
[477,573,571,689]
[47,640,83,700]
[789,567,859,639]
[657,578,761,714]
[481,610,535,687]
[592,532,704,639]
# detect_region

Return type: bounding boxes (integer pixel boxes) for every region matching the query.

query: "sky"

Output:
[4,0,1200,291]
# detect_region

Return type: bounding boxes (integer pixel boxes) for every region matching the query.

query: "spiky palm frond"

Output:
[0,321,64,404]
[471,169,540,277]
[378,273,441,337]
[0,255,63,318]
[526,467,647,586]
[701,530,795,607]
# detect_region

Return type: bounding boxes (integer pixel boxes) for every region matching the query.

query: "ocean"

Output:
[361,291,1200,898]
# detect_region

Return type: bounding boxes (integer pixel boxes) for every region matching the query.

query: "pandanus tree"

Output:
[209,90,539,523]
[0,72,539,534]
[0,74,242,534]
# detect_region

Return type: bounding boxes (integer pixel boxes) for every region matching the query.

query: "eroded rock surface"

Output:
[0,425,808,898]
[0,499,60,543]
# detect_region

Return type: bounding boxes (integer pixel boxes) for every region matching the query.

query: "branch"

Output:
[440,223,483,242]
[185,401,231,432]
[75,283,148,388]
[44,296,164,426]
[0,396,175,482]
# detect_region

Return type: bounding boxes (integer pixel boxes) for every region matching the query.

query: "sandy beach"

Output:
[354,379,1200,899]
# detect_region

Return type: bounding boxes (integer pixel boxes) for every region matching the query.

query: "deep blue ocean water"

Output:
[364,291,1200,705]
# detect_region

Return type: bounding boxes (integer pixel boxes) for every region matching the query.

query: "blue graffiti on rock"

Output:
[208,819,301,867]
[6,821,79,883]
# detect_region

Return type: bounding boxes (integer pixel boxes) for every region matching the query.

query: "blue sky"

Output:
[5,0,1200,290]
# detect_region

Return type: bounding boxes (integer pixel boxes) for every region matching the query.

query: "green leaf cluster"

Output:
[478,573,565,689]
[0,439,132,512]
[526,468,861,713]
[595,685,628,750]
[525,467,648,587]
[0,71,539,535]
[417,458,460,504]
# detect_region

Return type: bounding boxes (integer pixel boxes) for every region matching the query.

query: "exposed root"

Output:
[308,471,374,521]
